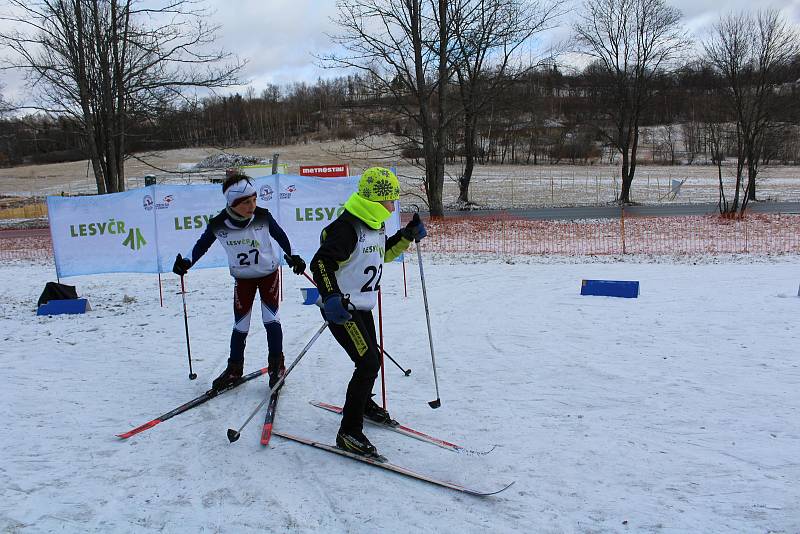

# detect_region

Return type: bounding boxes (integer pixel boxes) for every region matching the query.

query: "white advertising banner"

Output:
[150,183,229,273]
[47,190,158,277]
[270,175,401,262]
[47,174,402,277]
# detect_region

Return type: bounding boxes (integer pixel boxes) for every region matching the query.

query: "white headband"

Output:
[225,179,256,206]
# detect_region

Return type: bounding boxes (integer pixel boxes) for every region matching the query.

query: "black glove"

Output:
[288,254,306,275]
[401,213,427,242]
[172,254,192,276]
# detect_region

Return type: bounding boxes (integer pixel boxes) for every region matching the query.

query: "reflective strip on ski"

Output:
[273,430,514,497]
[116,367,268,439]
[309,400,493,455]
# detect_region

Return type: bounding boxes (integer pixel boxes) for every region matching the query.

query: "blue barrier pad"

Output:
[37,298,91,315]
[581,280,639,298]
[301,287,320,305]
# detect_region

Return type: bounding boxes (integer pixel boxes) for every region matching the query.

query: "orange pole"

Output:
[620,207,627,254]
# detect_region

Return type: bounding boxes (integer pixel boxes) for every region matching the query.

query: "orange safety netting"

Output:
[403,212,800,256]
[2,213,800,261]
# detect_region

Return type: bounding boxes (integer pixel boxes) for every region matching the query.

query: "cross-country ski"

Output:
[272,430,514,497]
[310,400,494,455]
[116,367,268,439]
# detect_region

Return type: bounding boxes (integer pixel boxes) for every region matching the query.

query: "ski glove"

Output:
[288,254,306,275]
[172,254,192,276]
[323,294,352,325]
[402,213,427,242]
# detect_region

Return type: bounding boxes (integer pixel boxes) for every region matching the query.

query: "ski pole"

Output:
[287,253,412,376]
[413,216,440,409]
[179,275,197,380]
[383,348,411,376]
[227,321,328,443]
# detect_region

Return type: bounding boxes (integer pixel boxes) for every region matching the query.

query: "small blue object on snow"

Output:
[301,287,320,305]
[580,280,639,299]
[37,298,91,315]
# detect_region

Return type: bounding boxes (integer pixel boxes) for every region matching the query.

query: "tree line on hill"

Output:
[4,61,799,182]
[0,1,798,216]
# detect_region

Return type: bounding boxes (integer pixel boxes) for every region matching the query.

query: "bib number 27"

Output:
[237,248,260,266]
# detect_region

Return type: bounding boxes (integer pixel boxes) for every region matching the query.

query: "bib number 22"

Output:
[361,265,382,292]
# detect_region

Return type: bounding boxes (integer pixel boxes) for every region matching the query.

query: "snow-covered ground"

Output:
[2,256,800,533]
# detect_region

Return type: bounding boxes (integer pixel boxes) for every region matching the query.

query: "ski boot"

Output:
[211,360,244,392]
[268,353,286,390]
[364,396,399,427]
[336,429,386,462]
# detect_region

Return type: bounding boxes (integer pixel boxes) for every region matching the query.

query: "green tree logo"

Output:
[122,228,147,250]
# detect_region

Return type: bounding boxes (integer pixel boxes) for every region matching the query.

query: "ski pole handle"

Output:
[285,253,316,285]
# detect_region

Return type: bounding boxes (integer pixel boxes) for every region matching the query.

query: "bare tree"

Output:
[0,0,243,194]
[449,0,562,207]
[326,0,452,216]
[573,0,689,204]
[703,10,799,214]
[698,89,733,213]
[0,82,10,115]
[681,120,699,165]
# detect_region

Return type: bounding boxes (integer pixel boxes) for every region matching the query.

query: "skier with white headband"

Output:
[172,172,306,392]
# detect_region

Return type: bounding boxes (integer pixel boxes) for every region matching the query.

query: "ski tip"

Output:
[457,443,497,456]
[116,419,161,439]
[486,480,516,496]
[462,480,516,496]
[227,429,241,443]
[464,480,516,497]
[260,424,273,446]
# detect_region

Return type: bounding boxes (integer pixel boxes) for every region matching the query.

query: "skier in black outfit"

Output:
[310,167,427,458]
[172,172,306,391]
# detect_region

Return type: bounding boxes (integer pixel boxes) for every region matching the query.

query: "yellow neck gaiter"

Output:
[343,193,391,230]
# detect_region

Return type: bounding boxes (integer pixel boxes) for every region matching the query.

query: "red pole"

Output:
[378,287,387,410]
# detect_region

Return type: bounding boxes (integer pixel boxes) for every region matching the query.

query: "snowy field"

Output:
[0,139,798,209]
[2,256,800,533]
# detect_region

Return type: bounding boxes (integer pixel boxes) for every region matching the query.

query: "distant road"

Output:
[442,202,800,220]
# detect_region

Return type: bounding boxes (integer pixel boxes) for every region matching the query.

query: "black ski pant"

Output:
[327,309,382,436]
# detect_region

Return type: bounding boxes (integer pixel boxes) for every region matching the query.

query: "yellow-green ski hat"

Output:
[357,167,400,202]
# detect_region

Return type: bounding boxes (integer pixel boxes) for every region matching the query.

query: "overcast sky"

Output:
[217,0,800,94]
[2,0,799,104]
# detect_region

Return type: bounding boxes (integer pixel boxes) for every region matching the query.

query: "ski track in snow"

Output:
[1,257,800,533]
